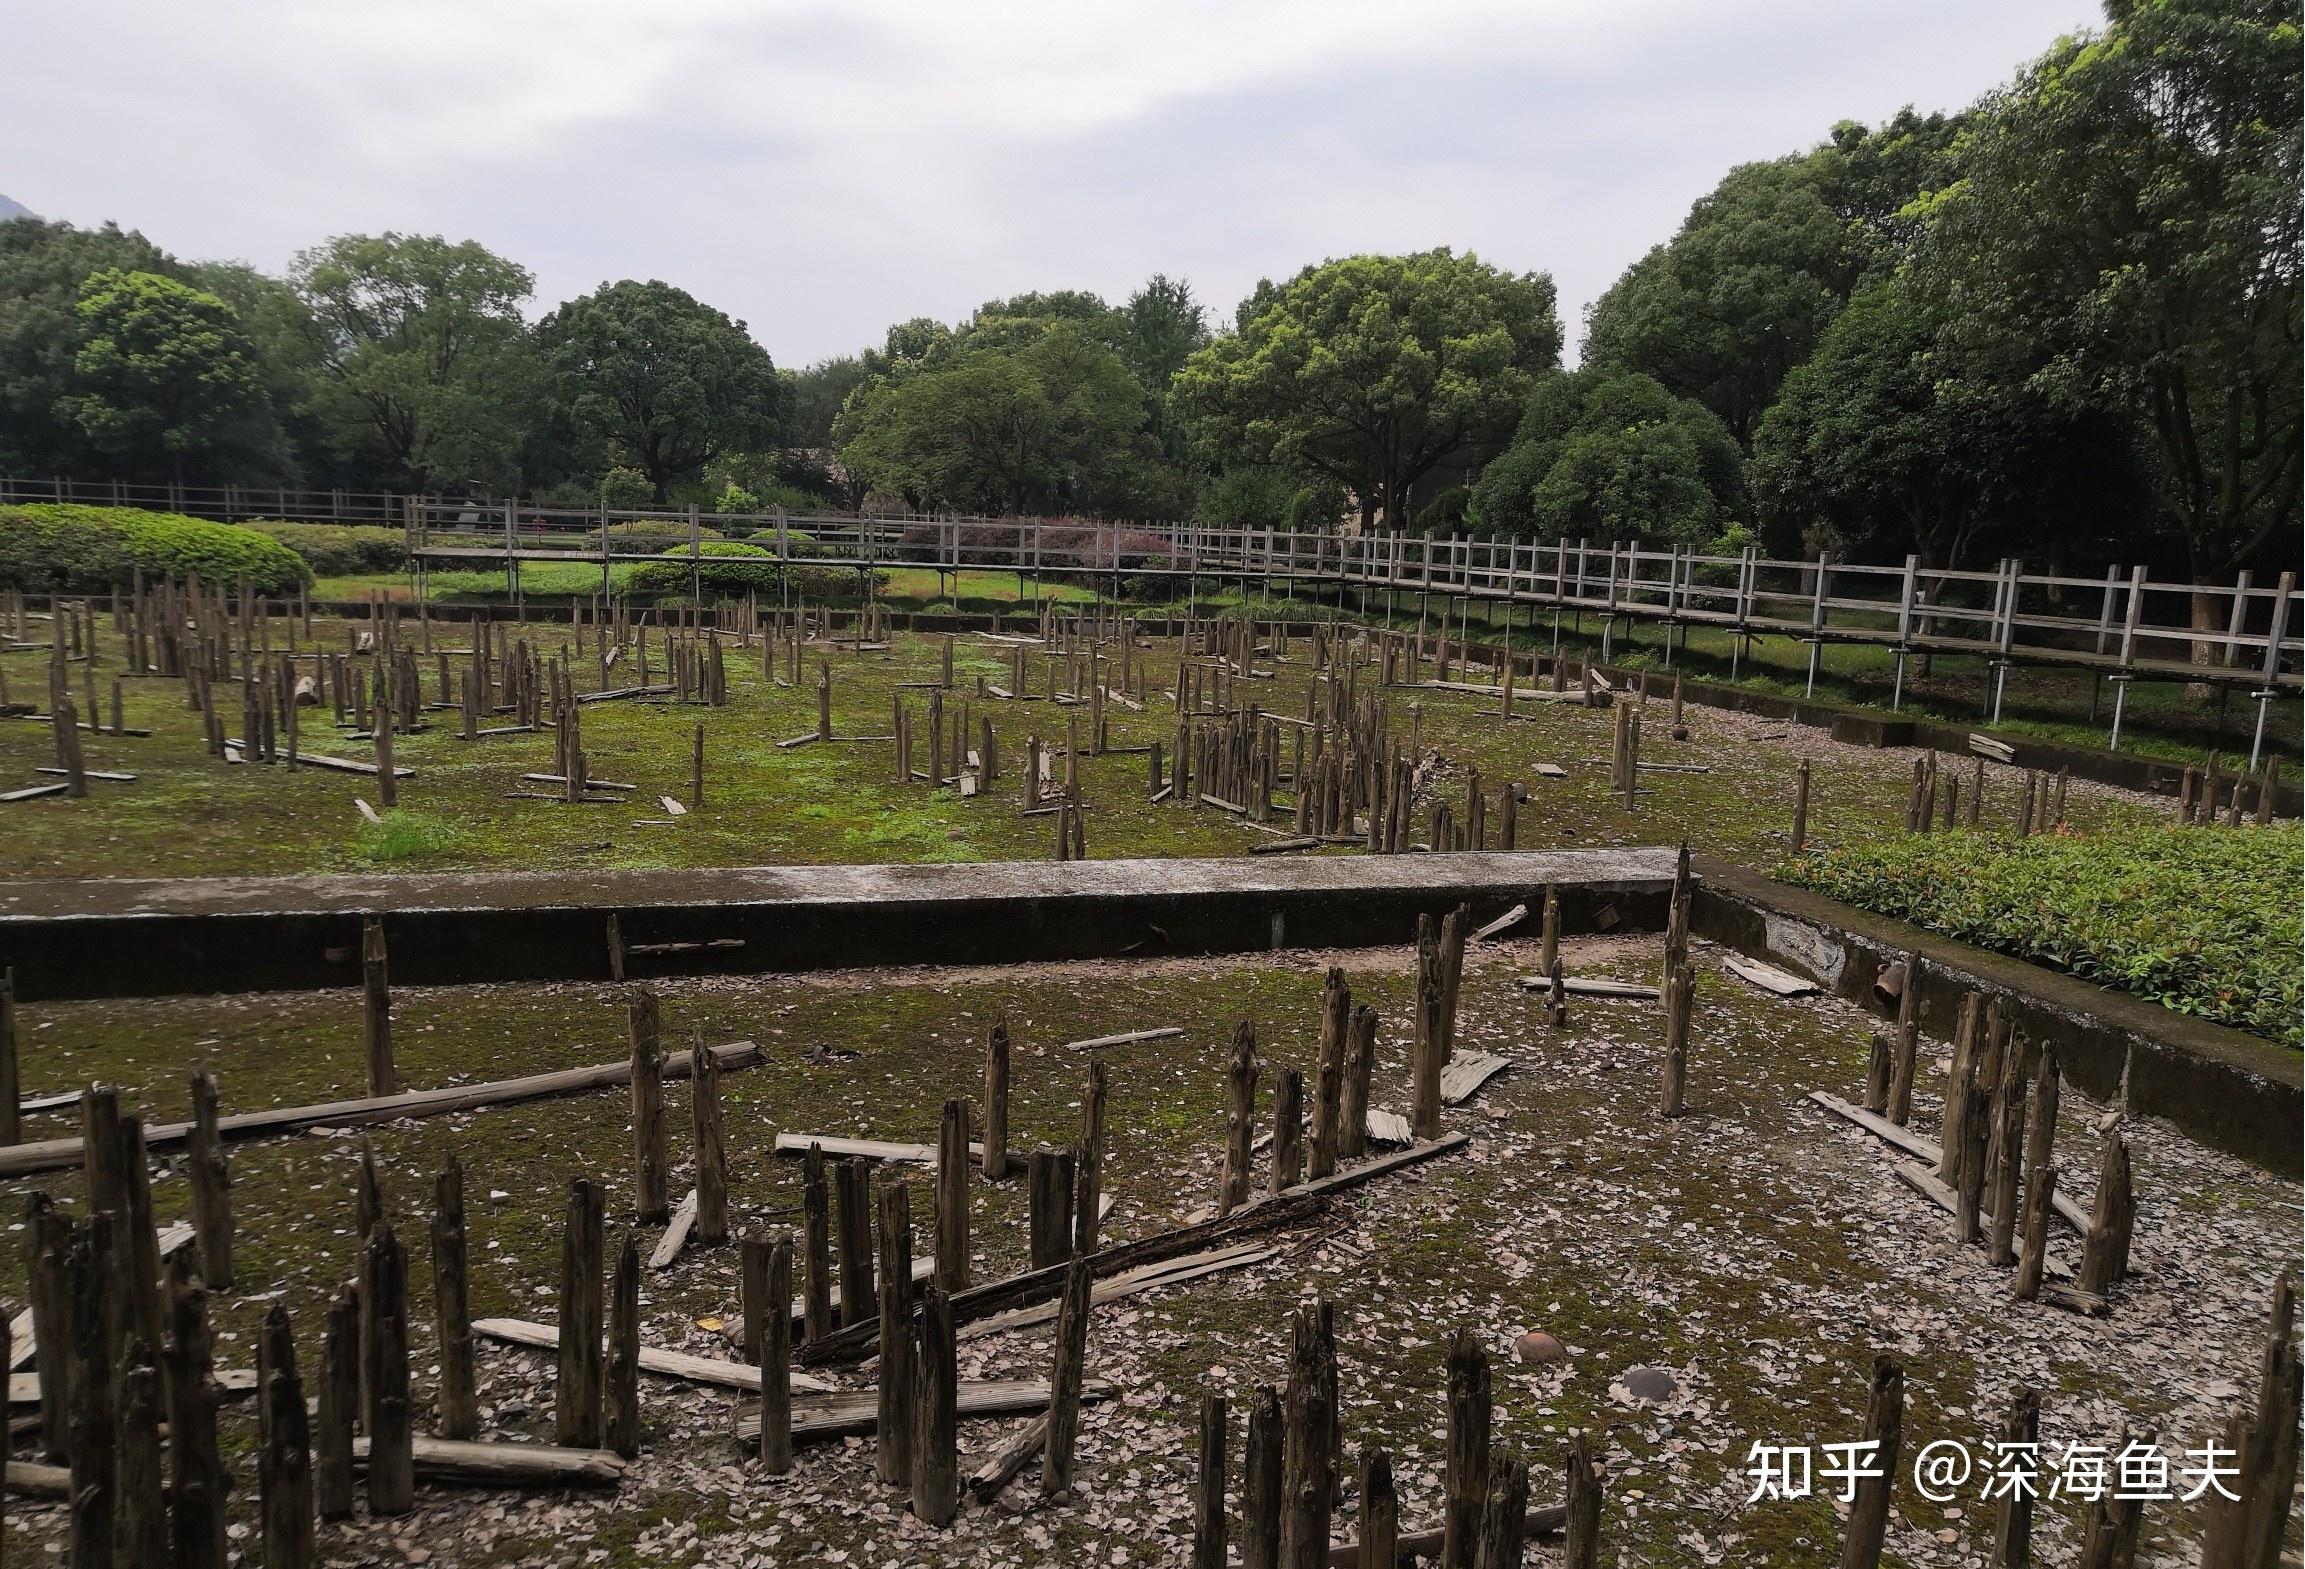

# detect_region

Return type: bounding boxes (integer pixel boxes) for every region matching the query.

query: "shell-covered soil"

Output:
[0,933,2292,1566]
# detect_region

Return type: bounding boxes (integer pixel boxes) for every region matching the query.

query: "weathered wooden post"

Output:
[1042,1255,1094,1499]
[629,987,668,1223]
[837,1156,877,1329]
[432,1154,477,1439]
[316,1289,358,1521]
[1075,1058,1109,1254]
[1475,1454,1531,1569]
[1990,1387,2039,1566]
[555,1178,605,1449]
[1242,1385,1283,1569]
[2012,1167,2057,1302]
[1540,883,1561,977]
[1219,1020,1259,1216]
[1277,1300,1337,1569]
[27,1195,71,1464]
[760,1234,794,1473]
[366,1223,414,1515]
[1442,1328,1491,1569]
[1309,968,1350,1180]
[1988,1055,2029,1267]
[1267,1068,1304,1194]
[118,1339,168,1568]
[802,1142,835,1342]
[1193,1393,1229,1569]
[874,1181,915,1487]
[164,1264,227,1569]
[187,1068,233,1290]
[1836,1358,1904,1569]
[1562,1430,1602,1569]
[360,916,396,1096]
[1339,1004,1379,1162]
[1792,759,1811,851]
[934,1097,970,1293]
[1028,1148,1076,1269]
[1659,962,1694,1117]
[2076,1129,2134,1296]
[257,1302,312,1569]
[607,1233,642,1461]
[693,1034,728,1245]
[981,1022,1011,1179]
[911,1283,959,1525]
[1358,1447,1398,1569]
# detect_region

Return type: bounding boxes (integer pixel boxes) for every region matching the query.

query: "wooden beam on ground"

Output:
[471,1319,834,1394]
[1063,1026,1185,1052]
[771,1132,1023,1174]
[734,1378,1115,1445]
[1363,1109,1413,1146]
[0,1042,764,1179]
[1807,1092,2093,1235]
[1325,1505,1566,1567]
[647,1190,699,1271]
[349,1435,624,1487]
[1721,955,1817,996]
[1471,904,1528,942]
[1520,976,1661,1000]
[223,741,410,778]
[802,1134,1469,1366]
[956,1244,1275,1344]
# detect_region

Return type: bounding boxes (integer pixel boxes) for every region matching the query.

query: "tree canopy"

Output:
[61,269,274,483]
[1172,249,1560,528]
[1469,370,1744,544]
[536,279,782,501]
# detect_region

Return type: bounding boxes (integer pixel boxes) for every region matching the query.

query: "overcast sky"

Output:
[9,0,2102,369]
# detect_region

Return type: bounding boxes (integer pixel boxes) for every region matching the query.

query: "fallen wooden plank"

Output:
[1531,763,1569,779]
[774,732,822,749]
[17,1091,75,1115]
[958,1244,1275,1344]
[1887,1166,2075,1282]
[1249,836,1322,854]
[1970,733,2018,763]
[0,784,68,803]
[12,1367,255,1406]
[4,1312,27,1371]
[647,1189,699,1270]
[472,1319,834,1394]
[351,1435,625,1487]
[1807,1092,2093,1235]
[521,773,637,791]
[1063,1026,1184,1052]
[734,1377,1115,1444]
[224,741,410,778]
[0,1042,764,1179]
[966,1415,1047,1501]
[1721,954,1818,997]
[771,1132,1022,1174]
[32,768,135,782]
[1471,903,1528,942]
[1520,975,1661,1000]
[802,1133,1469,1366]
[1439,1050,1512,1106]
[5,1461,68,1498]
[1364,1108,1413,1146]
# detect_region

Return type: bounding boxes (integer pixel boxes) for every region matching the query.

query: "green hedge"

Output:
[626,541,883,602]
[0,504,310,594]
[240,519,408,576]
[1778,824,2302,1048]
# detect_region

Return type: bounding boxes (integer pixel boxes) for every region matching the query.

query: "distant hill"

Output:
[0,194,32,222]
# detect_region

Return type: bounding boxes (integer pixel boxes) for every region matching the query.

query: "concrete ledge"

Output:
[0,850,1675,1001]
[1692,855,2302,1178]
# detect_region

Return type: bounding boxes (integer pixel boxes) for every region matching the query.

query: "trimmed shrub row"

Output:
[0,504,310,594]
[1777,824,2302,1048]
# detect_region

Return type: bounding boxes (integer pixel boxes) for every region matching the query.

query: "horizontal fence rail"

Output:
[5,480,2297,709]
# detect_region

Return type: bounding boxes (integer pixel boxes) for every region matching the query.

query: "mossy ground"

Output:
[0,616,2173,881]
[0,937,2291,1565]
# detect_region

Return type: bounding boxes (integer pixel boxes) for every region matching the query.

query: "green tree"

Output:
[536,279,783,502]
[0,219,179,473]
[1469,370,1744,544]
[835,323,1149,514]
[1117,274,1210,393]
[61,269,275,483]
[1172,249,1560,529]
[1918,0,2300,615]
[782,355,871,448]
[1584,160,1865,447]
[290,233,536,490]
[1750,280,2148,570]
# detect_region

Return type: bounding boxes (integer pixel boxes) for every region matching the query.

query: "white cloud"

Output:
[4,0,2104,363]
